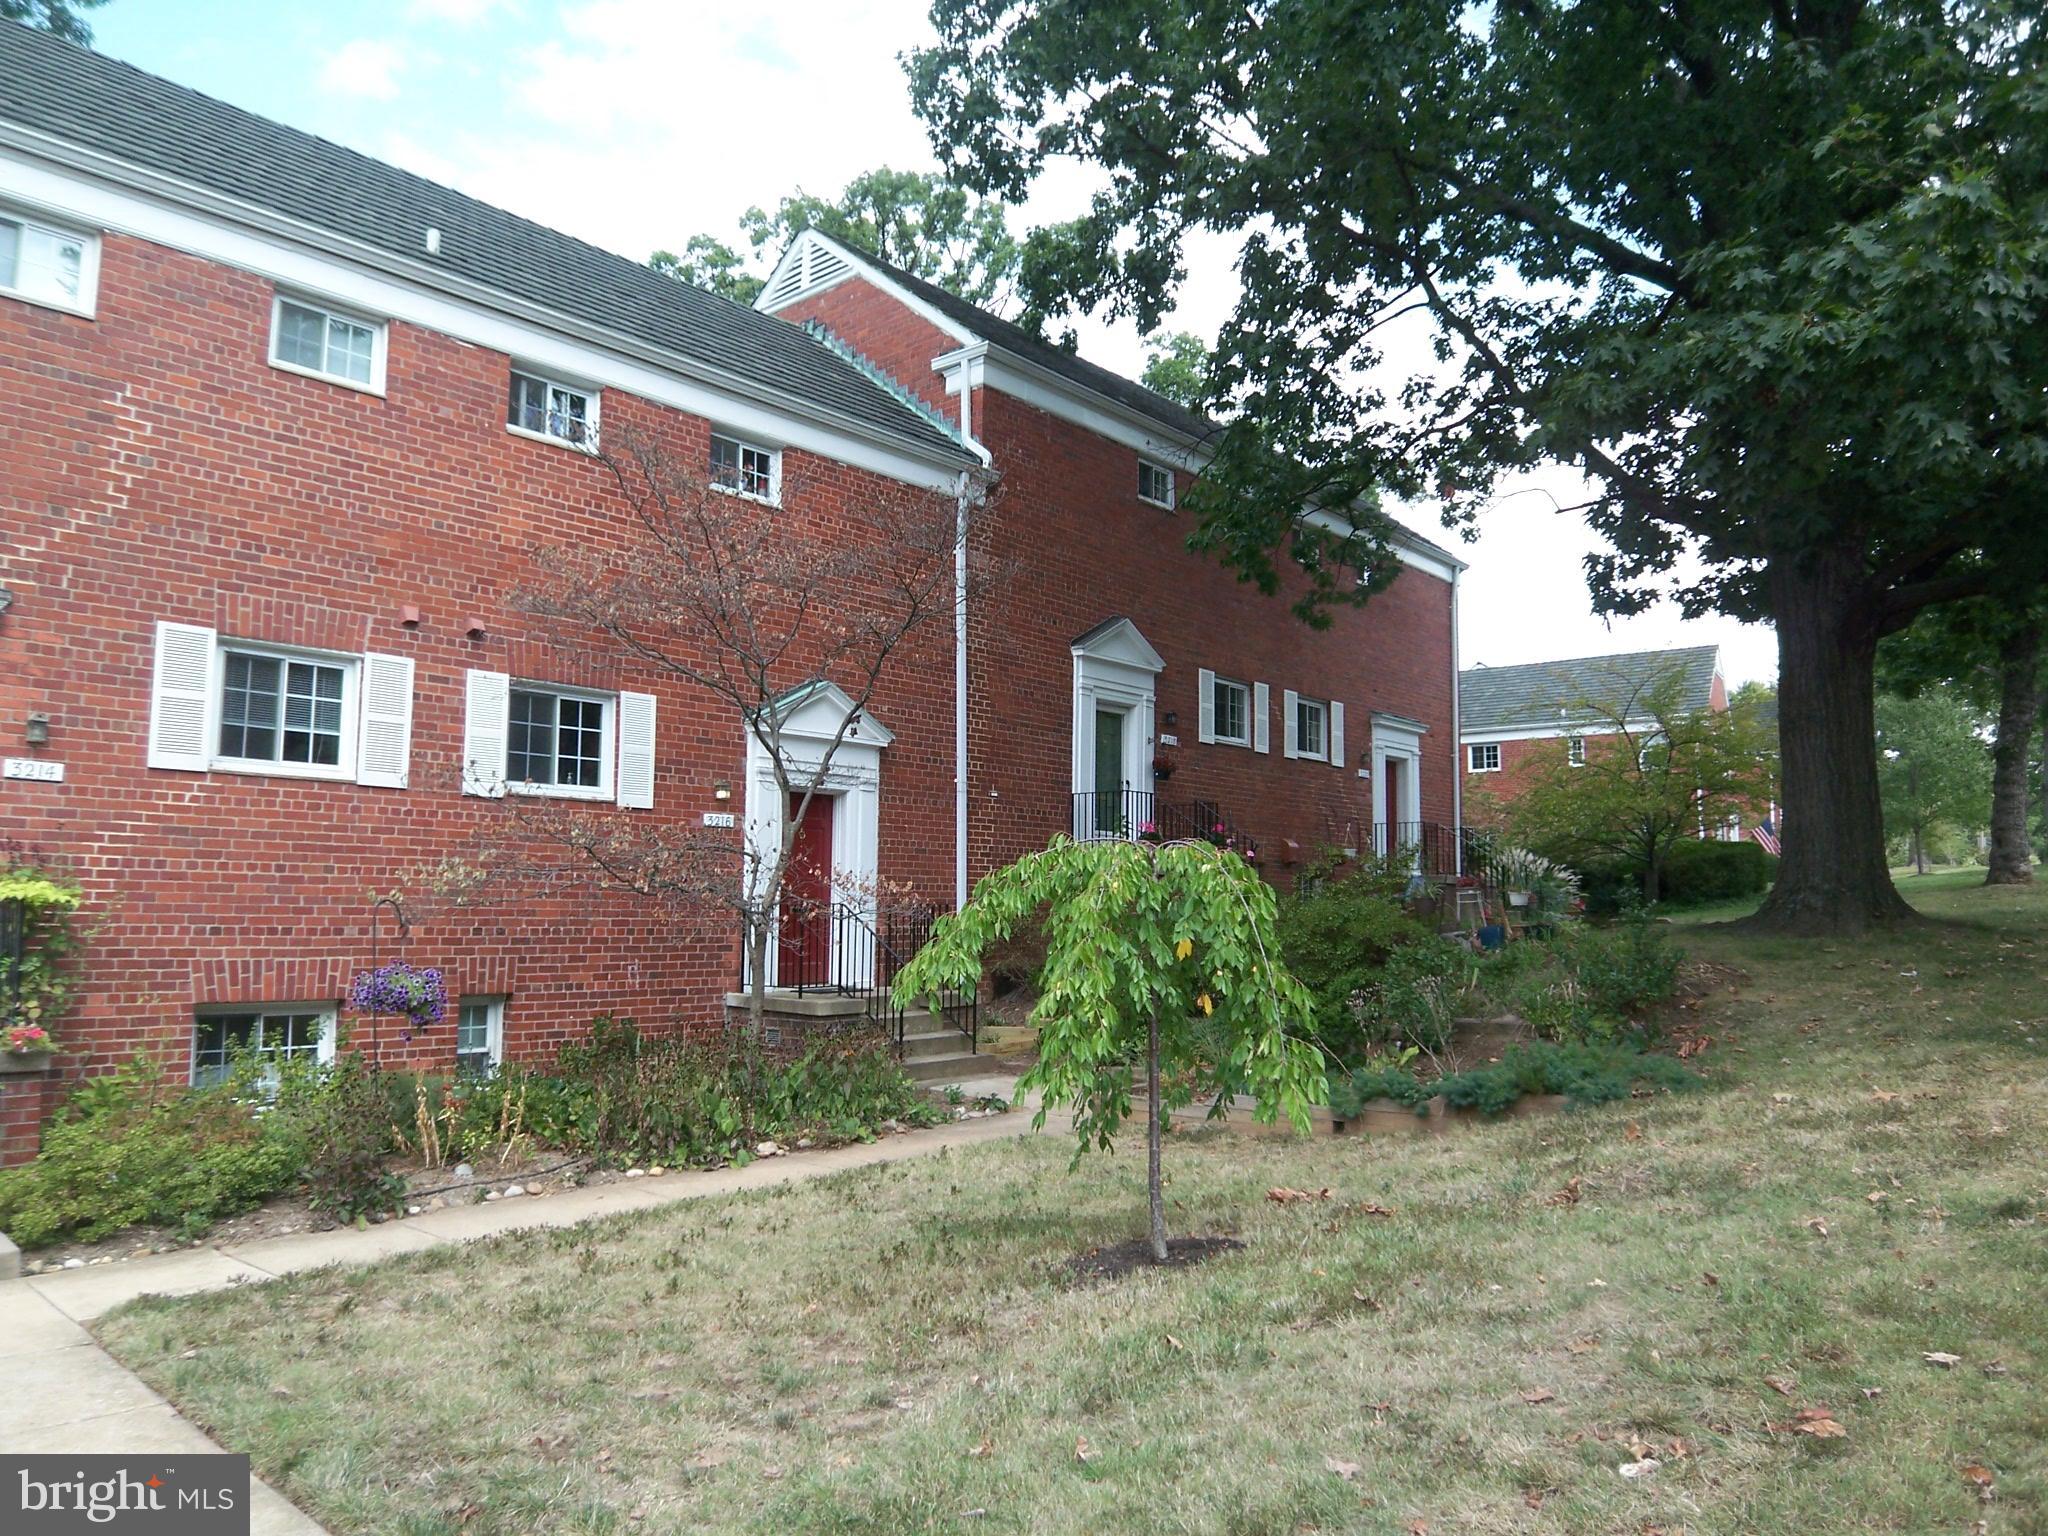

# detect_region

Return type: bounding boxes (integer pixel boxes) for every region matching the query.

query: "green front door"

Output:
[1094,707,1125,833]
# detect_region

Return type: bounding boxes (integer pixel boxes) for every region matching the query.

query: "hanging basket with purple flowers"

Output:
[348,962,447,1037]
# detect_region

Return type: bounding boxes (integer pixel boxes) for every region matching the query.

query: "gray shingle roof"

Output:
[0,21,972,465]
[1461,645,1720,733]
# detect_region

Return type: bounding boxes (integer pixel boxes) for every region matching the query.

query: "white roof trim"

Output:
[1070,616,1166,674]
[759,679,896,747]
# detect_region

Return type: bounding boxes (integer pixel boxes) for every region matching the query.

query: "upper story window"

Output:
[1468,742,1502,772]
[508,368,597,448]
[271,295,386,392]
[217,645,357,776]
[1212,676,1250,747]
[0,207,97,315]
[1295,695,1327,760]
[1137,458,1176,509]
[711,433,780,502]
[1567,736,1587,766]
[192,1005,334,1089]
[508,685,612,797]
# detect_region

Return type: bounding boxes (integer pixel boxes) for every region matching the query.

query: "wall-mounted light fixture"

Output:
[1163,710,1177,729]
[0,587,14,615]
[713,781,732,802]
[25,712,51,746]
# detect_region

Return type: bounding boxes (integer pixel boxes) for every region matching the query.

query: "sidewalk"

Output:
[0,1102,1051,1534]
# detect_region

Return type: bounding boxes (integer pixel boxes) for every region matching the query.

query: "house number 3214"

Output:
[2,758,64,783]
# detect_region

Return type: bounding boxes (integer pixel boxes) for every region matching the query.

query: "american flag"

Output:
[1751,819,1780,856]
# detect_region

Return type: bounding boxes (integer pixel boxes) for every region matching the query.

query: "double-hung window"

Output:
[1212,676,1250,747]
[710,433,779,502]
[508,686,611,795]
[270,296,385,391]
[1567,736,1587,767]
[192,1006,335,1089]
[1468,742,1502,772]
[508,369,597,447]
[0,207,96,315]
[217,647,353,771]
[456,998,505,1075]
[1137,458,1176,509]
[1295,696,1328,760]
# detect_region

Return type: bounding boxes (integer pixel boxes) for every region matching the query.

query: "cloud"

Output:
[409,0,514,23]
[318,39,408,101]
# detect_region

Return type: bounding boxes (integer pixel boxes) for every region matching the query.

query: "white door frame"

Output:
[1070,618,1164,838]
[1370,712,1427,859]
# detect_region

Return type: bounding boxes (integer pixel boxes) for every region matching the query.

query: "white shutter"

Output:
[1329,701,1345,768]
[1253,682,1270,754]
[616,690,657,809]
[147,620,215,771]
[462,669,510,797]
[356,653,415,788]
[1282,689,1299,758]
[1196,668,1216,744]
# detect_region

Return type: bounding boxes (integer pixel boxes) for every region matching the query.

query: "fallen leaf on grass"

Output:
[1701,1271,1720,1287]
[1866,1190,1889,1204]
[1768,1408,1847,1438]
[1074,1436,1097,1465]
[1617,1457,1661,1480]
[1871,1089,1900,1103]
[1267,1186,1332,1205]
[1324,1455,1361,1481]
[1165,1333,1185,1352]
[1352,1290,1383,1311]
[1567,1335,1600,1354]
[966,1436,993,1460]
[1960,1464,1996,1490]
[1805,1217,1830,1238]
[1624,1120,1642,1141]
[1545,1176,1583,1207]
[1520,1387,1556,1405]
[1355,1202,1397,1218]
[1764,1375,1797,1396]
[1677,1034,1710,1060]
[1923,1351,1963,1369]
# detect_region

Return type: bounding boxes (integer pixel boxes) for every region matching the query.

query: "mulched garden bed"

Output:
[1065,1235,1245,1282]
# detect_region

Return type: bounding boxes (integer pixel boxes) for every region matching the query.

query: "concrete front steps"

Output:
[898,1007,987,1084]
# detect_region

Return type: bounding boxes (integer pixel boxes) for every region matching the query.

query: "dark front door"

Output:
[777,793,835,986]
[1093,707,1126,833]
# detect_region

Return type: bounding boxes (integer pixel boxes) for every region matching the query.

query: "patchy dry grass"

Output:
[98,878,2048,1535]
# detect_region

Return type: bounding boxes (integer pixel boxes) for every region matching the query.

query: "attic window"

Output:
[710,433,779,502]
[1137,459,1176,509]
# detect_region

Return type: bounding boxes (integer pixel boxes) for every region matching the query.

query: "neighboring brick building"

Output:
[1459,645,1728,815]
[0,24,1463,1153]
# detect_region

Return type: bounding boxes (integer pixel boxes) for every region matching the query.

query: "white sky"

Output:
[100,0,1778,686]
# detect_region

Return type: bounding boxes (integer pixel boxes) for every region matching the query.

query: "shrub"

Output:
[0,1059,300,1248]
[273,1054,404,1220]
[1330,1040,1700,1118]
[1659,839,1775,905]
[1358,937,1473,1056]
[1276,867,1433,1058]
[1558,904,1683,1022]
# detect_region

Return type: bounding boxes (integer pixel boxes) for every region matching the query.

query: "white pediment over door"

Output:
[1069,616,1165,675]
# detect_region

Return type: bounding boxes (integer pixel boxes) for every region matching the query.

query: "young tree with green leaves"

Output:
[1507,668,1776,903]
[908,0,2048,935]
[652,167,1022,312]
[893,837,1325,1262]
[1876,691,1993,874]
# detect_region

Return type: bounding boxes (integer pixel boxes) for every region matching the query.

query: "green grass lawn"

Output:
[98,879,2048,1535]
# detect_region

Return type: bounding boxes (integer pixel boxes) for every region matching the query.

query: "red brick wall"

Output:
[776,279,962,414]
[0,233,959,1096]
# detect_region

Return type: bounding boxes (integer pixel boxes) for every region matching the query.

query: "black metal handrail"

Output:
[1068,791,1258,859]
[1367,820,1477,878]
[743,900,977,1059]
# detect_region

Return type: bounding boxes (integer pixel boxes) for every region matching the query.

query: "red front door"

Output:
[777,793,835,985]
[1381,757,1400,846]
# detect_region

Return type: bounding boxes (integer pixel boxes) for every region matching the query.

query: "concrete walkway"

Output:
[0,1103,1050,1534]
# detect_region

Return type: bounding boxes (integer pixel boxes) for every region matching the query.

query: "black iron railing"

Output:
[743,901,977,1057]
[1368,821,1480,878]
[1068,792,1258,859]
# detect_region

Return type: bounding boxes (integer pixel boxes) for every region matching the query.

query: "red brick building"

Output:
[0,25,1463,1155]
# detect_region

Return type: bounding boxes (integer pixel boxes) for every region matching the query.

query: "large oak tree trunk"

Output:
[1745,553,1914,934]
[1986,625,2042,885]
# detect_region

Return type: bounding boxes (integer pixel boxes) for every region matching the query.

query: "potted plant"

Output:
[348,961,448,1043]
[1152,752,1176,782]
[2,1022,59,1071]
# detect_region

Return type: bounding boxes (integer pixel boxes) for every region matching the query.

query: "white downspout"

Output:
[948,356,990,912]
[1450,565,1464,874]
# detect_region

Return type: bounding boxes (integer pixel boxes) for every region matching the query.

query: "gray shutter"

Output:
[1196,668,1216,744]
[616,690,657,809]
[356,653,415,788]
[462,669,509,797]
[147,620,215,771]
[1282,689,1299,758]
[1329,701,1345,768]
[1253,682,1270,754]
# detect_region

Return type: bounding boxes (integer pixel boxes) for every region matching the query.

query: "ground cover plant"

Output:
[95,876,2048,1533]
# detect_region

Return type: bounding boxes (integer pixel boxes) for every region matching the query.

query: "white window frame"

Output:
[211,640,361,782]
[0,203,99,318]
[1211,675,1251,748]
[1468,741,1502,773]
[1137,458,1176,509]
[268,293,388,394]
[1567,736,1587,767]
[709,432,782,504]
[456,996,506,1076]
[1294,695,1328,761]
[506,682,616,801]
[191,1003,337,1089]
[507,366,599,450]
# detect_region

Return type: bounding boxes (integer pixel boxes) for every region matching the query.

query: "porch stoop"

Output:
[898,1007,985,1083]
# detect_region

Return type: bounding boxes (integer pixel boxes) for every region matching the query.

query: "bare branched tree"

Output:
[431,422,1002,1036]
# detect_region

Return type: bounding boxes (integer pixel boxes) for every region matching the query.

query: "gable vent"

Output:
[762,238,855,309]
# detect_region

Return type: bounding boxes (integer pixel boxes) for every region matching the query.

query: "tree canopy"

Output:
[1139,330,1214,411]
[652,166,1022,311]
[1875,691,1993,872]
[2,0,104,44]
[907,0,2048,933]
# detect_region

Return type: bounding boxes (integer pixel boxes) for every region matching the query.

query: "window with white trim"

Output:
[508,369,597,447]
[1567,736,1587,766]
[710,433,779,501]
[1468,742,1501,772]
[456,997,505,1075]
[217,647,354,771]
[270,296,385,390]
[0,208,96,314]
[1295,696,1328,760]
[508,685,612,795]
[1137,458,1175,509]
[192,1005,335,1089]
[1212,675,1250,747]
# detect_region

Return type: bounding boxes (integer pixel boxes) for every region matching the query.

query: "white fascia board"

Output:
[0,132,973,493]
[762,228,981,350]
[1460,719,1655,745]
